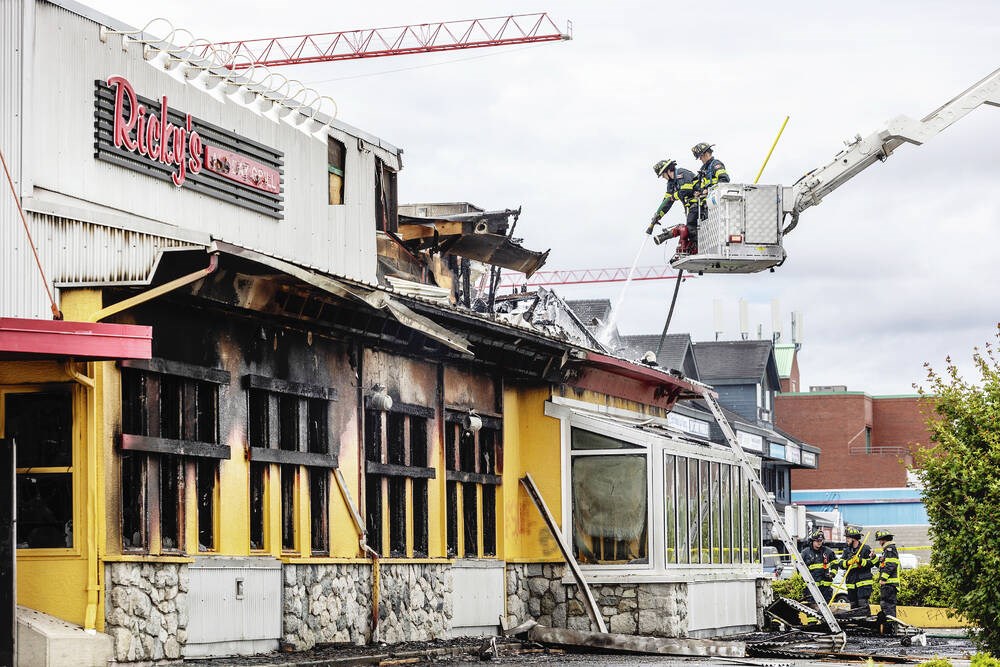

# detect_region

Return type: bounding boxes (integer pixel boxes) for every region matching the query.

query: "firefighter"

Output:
[691,142,730,220]
[799,529,837,602]
[645,159,699,254]
[837,526,876,612]
[875,529,900,624]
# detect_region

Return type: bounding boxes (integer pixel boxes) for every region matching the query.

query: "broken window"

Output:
[375,160,398,233]
[3,391,74,550]
[444,411,503,559]
[309,468,329,554]
[244,375,338,553]
[328,137,346,205]
[118,359,230,554]
[196,459,216,552]
[249,462,266,551]
[364,402,434,557]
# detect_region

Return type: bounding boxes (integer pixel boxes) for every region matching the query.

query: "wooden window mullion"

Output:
[146,456,161,551]
[267,393,279,450]
[147,376,161,439]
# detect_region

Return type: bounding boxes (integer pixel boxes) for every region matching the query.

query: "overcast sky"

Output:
[82,0,1000,394]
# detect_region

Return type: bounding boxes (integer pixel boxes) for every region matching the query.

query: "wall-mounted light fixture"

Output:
[369,384,393,412]
[463,410,483,434]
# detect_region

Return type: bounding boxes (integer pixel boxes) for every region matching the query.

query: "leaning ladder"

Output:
[698,387,845,645]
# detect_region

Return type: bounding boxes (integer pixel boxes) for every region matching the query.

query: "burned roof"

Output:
[620,334,693,371]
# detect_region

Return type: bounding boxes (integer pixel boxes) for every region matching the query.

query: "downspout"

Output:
[63,360,100,632]
[86,253,219,323]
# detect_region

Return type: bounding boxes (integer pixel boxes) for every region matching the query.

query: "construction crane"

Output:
[204,13,571,69]
[499,265,684,290]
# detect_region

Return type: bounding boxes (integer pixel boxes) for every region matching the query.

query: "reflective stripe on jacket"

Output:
[878,543,901,585]
[837,543,876,589]
[799,545,836,586]
[697,157,730,200]
[654,166,698,220]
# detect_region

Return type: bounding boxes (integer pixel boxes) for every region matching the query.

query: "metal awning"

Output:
[0,318,152,360]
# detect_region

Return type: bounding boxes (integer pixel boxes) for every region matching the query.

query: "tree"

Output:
[915,328,1000,653]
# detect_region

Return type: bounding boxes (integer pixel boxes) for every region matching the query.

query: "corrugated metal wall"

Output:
[11,0,384,315]
[186,559,282,645]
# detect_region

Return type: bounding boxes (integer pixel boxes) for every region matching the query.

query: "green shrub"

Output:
[771,574,806,601]
[918,659,953,667]
[972,654,1000,667]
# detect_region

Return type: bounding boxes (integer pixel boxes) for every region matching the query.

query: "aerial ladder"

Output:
[673,65,1000,274]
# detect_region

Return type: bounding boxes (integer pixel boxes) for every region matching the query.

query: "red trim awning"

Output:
[0,318,152,360]
[569,351,708,410]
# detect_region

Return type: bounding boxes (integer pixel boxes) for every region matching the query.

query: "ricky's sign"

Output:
[96,75,283,217]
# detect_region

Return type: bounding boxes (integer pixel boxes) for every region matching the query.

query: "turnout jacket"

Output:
[697,157,730,199]
[878,542,901,585]
[800,544,837,585]
[653,166,698,220]
[837,542,876,589]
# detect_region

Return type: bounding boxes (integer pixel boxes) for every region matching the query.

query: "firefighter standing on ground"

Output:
[691,141,729,220]
[837,526,877,612]
[875,529,900,621]
[800,529,837,603]
[646,159,699,253]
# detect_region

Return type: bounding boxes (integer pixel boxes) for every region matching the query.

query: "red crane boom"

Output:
[500,266,683,289]
[207,13,571,69]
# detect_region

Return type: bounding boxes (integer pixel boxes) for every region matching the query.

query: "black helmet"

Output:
[653,159,676,177]
[875,529,894,541]
[809,529,824,542]
[845,526,863,539]
[691,142,714,157]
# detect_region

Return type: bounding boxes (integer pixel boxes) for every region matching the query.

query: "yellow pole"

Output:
[754,116,790,184]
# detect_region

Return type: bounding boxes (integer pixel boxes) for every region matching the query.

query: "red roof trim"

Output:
[0,318,152,360]
[583,351,707,397]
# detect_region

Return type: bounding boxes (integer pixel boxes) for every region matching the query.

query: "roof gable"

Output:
[692,340,780,387]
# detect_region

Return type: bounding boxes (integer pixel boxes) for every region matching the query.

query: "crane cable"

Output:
[0,146,62,319]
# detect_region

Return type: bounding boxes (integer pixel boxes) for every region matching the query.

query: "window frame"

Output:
[1,387,78,554]
[551,398,763,581]
[117,358,230,555]
[443,407,502,559]
[243,374,339,555]
[364,400,436,558]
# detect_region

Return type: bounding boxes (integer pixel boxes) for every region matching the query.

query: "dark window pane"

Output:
[388,477,406,557]
[409,417,427,468]
[281,465,296,550]
[445,424,458,471]
[459,431,476,473]
[462,483,478,557]
[278,395,299,452]
[571,428,642,451]
[386,413,405,466]
[446,481,458,558]
[196,459,216,552]
[307,399,328,455]
[6,393,72,468]
[248,390,270,449]
[160,455,182,551]
[16,473,72,549]
[120,370,148,436]
[327,137,345,170]
[479,428,497,475]
[121,452,146,550]
[482,485,497,557]
[309,469,329,554]
[159,376,183,440]
[413,478,428,557]
[364,410,381,462]
[365,476,382,555]
[249,462,266,550]
[195,381,217,444]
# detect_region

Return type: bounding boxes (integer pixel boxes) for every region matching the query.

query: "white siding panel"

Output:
[27,2,382,285]
[186,559,282,647]
[687,580,756,631]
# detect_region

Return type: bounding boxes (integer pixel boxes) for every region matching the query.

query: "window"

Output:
[365,401,435,558]
[244,375,338,554]
[444,409,502,558]
[561,403,764,574]
[4,391,74,549]
[570,427,646,565]
[328,137,345,205]
[119,359,231,553]
[375,159,398,233]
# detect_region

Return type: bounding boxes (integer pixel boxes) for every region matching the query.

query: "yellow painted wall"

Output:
[501,385,562,563]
